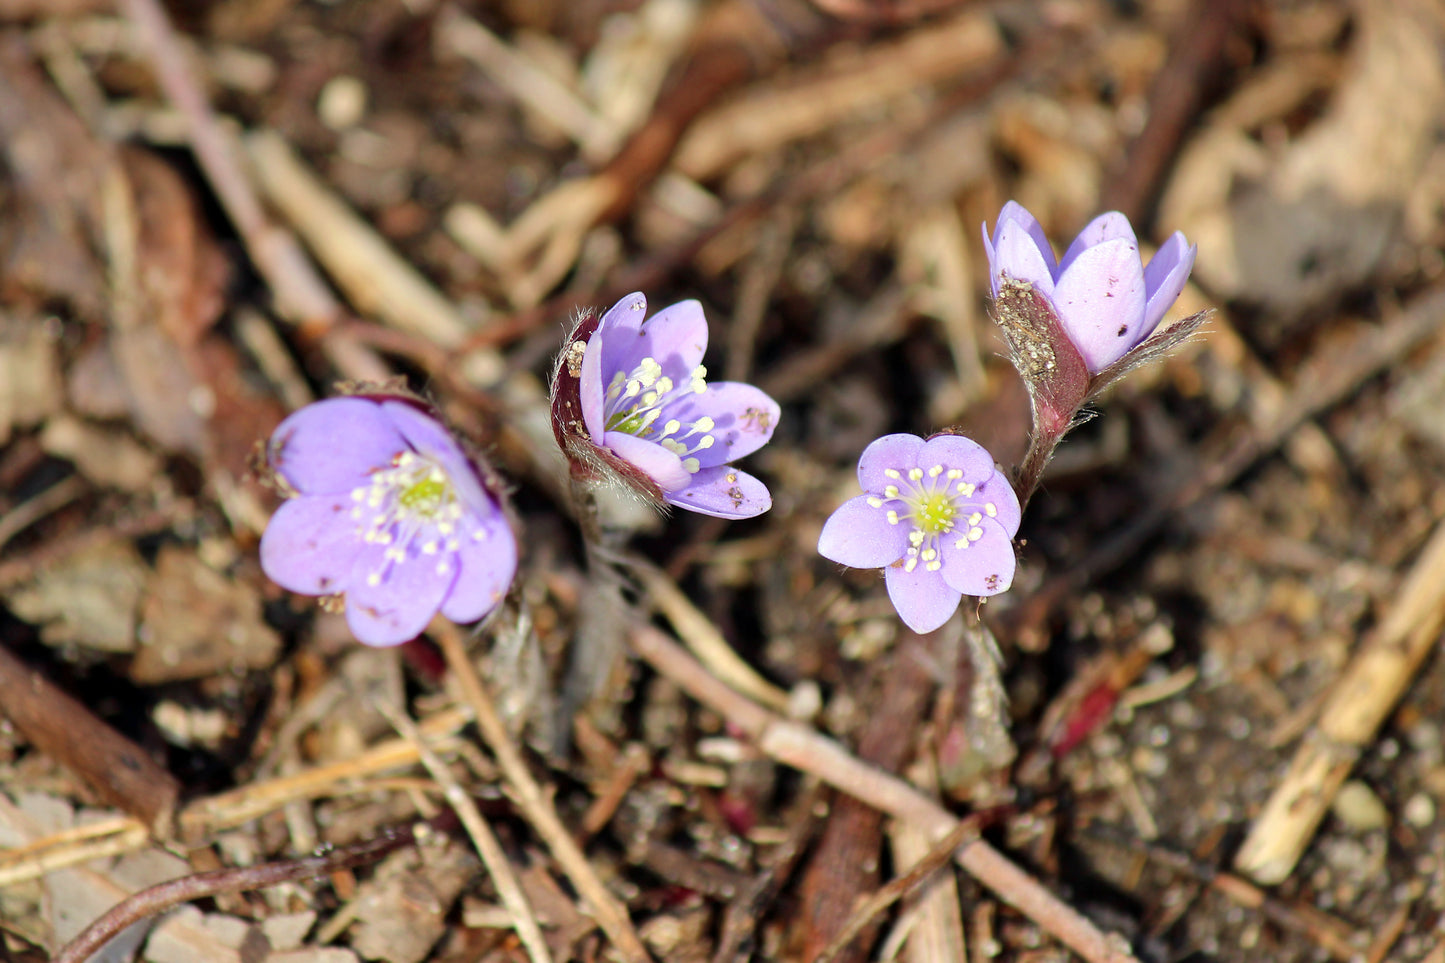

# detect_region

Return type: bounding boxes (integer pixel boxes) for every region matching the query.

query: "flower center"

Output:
[866,464,999,574]
[603,357,716,474]
[351,451,472,586]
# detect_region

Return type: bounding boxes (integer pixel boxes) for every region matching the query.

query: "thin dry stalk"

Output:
[887,758,969,963]
[180,705,471,837]
[0,707,473,888]
[0,819,150,890]
[438,8,612,159]
[241,129,475,354]
[815,816,977,963]
[1234,516,1445,883]
[118,0,337,325]
[629,556,791,712]
[52,824,420,963]
[0,475,85,550]
[628,624,1137,963]
[432,621,653,963]
[373,699,553,963]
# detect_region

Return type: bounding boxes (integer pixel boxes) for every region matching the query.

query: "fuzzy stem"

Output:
[1012,422,1067,514]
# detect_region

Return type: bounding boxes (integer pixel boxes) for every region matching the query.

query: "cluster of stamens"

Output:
[350,451,481,585]
[866,464,998,573]
[604,358,716,474]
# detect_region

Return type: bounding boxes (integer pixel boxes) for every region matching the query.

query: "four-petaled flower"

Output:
[552,292,780,519]
[983,201,1196,373]
[260,396,517,647]
[818,433,1021,634]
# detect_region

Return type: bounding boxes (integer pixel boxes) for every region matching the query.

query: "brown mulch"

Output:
[3,1,1445,962]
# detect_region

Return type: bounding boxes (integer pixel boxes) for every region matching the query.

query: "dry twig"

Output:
[432,620,653,963]
[1234,516,1445,883]
[373,698,553,963]
[815,815,978,963]
[628,624,1137,963]
[52,823,424,963]
[0,642,180,838]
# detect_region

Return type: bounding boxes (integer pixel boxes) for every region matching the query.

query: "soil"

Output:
[3,1,1445,961]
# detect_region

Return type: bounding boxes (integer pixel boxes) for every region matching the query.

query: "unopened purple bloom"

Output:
[818,433,1021,634]
[983,201,1196,372]
[553,292,779,519]
[260,396,517,647]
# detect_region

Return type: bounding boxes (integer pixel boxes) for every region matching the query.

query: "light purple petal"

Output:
[344,541,454,647]
[938,517,1017,596]
[379,400,493,517]
[917,434,995,481]
[596,295,709,397]
[260,494,358,596]
[980,220,996,274]
[1141,234,1197,334]
[595,291,650,344]
[602,431,691,490]
[380,400,459,462]
[1053,237,1148,372]
[971,471,1022,539]
[667,382,780,469]
[579,315,608,441]
[884,565,962,634]
[640,299,709,371]
[818,495,909,568]
[440,511,516,623]
[991,202,1056,271]
[856,434,925,492]
[268,398,404,494]
[992,217,1058,297]
[665,465,771,518]
[591,293,650,439]
[1058,211,1138,275]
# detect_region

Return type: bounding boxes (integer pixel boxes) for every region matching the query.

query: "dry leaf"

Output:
[9,539,149,653]
[132,545,280,684]
[348,833,478,963]
[0,315,62,445]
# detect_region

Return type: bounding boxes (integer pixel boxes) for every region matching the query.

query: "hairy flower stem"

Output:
[1012,425,1067,514]
[558,478,638,751]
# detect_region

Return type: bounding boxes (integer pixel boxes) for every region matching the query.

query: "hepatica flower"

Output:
[984,201,1196,375]
[819,433,1021,634]
[260,396,517,647]
[982,202,1206,504]
[552,292,780,519]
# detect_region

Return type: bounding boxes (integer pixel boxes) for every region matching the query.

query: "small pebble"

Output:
[1404,792,1436,828]
[319,75,368,130]
[1332,780,1389,832]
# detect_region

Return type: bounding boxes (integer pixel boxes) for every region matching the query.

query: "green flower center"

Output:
[911,491,957,534]
[602,355,718,474]
[350,451,481,586]
[867,464,1000,574]
[399,475,448,513]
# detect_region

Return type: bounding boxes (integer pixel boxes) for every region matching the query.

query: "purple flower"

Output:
[260,396,517,647]
[983,201,1196,373]
[818,433,1021,634]
[552,292,779,519]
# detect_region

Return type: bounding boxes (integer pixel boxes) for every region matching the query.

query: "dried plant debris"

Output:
[4,1,1445,962]
[9,538,149,653]
[132,544,280,683]
[347,832,477,963]
[0,316,63,446]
